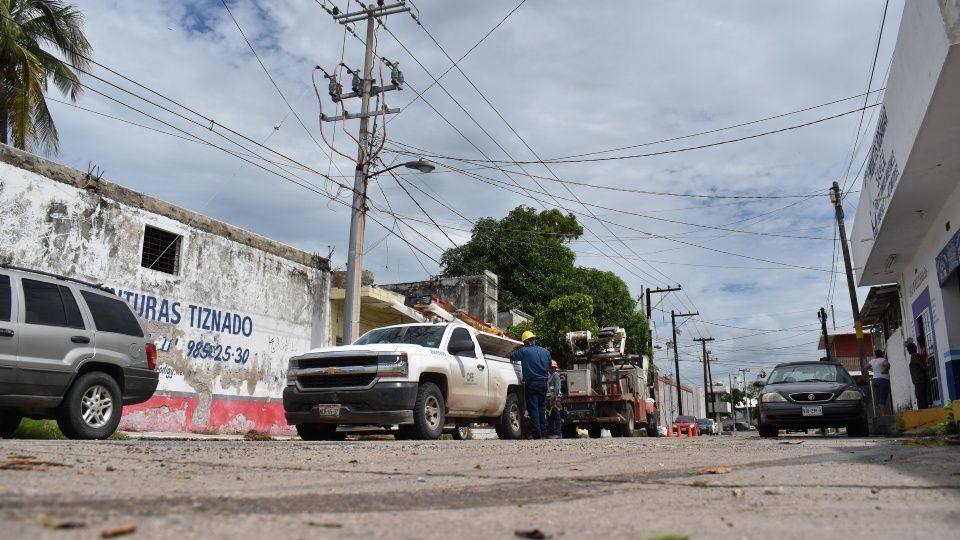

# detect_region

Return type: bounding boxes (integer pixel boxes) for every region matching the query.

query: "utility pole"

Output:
[645,286,681,353]
[728,374,736,435]
[324,2,410,344]
[818,307,832,362]
[671,309,698,415]
[830,182,869,392]
[738,368,752,426]
[694,337,714,419]
[707,353,717,423]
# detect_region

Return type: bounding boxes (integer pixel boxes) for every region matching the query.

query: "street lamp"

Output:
[341,158,436,345]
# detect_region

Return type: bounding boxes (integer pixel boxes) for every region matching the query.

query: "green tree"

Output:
[441,206,582,315]
[530,293,598,366]
[0,0,92,153]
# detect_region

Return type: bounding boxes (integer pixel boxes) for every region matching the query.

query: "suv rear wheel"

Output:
[0,411,22,438]
[56,372,122,440]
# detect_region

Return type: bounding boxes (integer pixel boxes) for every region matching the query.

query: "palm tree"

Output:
[0,0,91,154]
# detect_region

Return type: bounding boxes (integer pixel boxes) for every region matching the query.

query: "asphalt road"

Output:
[1,433,958,539]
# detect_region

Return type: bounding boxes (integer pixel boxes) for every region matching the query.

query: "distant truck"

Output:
[283,322,524,440]
[559,327,658,438]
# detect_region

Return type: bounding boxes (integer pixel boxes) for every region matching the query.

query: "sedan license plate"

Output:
[315,405,341,417]
[801,405,823,417]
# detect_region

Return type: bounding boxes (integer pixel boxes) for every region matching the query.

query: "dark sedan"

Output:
[757,361,868,438]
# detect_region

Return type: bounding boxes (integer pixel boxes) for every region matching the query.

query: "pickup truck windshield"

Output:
[354,325,446,348]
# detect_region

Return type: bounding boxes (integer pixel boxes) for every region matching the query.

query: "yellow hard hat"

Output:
[521,330,536,342]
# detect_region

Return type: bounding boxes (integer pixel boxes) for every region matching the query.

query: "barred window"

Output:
[141,225,181,275]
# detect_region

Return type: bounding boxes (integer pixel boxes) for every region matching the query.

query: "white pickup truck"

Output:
[283,322,524,440]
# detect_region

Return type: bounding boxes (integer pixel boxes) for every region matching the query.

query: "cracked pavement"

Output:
[1,433,958,539]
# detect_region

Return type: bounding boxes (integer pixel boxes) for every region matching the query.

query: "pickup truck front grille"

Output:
[298,356,378,370]
[299,374,376,389]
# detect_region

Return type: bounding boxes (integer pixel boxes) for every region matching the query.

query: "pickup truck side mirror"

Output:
[448,338,475,355]
[751,380,764,389]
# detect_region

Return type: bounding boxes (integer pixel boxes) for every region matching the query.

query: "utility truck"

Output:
[283,296,525,441]
[559,327,658,438]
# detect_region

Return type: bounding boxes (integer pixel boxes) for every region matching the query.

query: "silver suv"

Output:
[0,265,158,439]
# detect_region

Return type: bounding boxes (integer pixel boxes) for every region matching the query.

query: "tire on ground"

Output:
[758,423,779,438]
[0,411,22,439]
[611,406,635,438]
[296,423,345,441]
[587,425,603,439]
[646,413,658,437]
[561,423,579,439]
[56,371,122,440]
[411,382,445,440]
[495,392,523,440]
[452,424,471,440]
[846,420,869,437]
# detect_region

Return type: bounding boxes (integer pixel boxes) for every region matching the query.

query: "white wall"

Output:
[0,147,330,433]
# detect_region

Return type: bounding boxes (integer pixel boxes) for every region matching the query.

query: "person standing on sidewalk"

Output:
[508,331,551,439]
[867,349,891,415]
[906,339,930,409]
[545,360,563,439]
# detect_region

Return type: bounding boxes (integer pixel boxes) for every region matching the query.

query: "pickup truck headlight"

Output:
[377,353,409,378]
[837,389,862,401]
[285,360,298,385]
[761,392,787,403]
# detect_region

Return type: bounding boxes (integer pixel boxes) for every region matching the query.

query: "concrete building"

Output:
[381,271,500,325]
[0,145,331,434]
[850,0,960,408]
[816,332,878,378]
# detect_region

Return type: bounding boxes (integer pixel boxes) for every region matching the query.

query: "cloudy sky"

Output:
[45,0,904,386]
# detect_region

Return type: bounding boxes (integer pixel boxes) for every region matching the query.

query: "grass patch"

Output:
[12,419,127,440]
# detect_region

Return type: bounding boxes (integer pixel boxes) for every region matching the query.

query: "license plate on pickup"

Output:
[315,405,341,417]
[801,406,823,417]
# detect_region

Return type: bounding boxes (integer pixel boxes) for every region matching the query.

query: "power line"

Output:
[543,89,886,161]
[389,0,527,122]
[388,139,823,200]
[396,104,880,166]
[405,15,711,332]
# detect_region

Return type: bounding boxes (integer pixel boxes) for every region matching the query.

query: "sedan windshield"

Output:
[354,325,446,348]
[766,364,853,385]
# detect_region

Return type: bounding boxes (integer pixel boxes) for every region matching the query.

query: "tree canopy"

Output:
[441,206,583,315]
[444,205,652,362]
[0,0,92,153]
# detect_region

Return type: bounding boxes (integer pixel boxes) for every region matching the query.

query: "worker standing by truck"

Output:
[508,331,552,439]
[546,360,562,439]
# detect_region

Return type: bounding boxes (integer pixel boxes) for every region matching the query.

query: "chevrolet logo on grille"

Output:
[324,367,340,375]
[808,394,815,401]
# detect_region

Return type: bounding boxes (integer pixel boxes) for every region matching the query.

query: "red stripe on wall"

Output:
[120,394,294,435]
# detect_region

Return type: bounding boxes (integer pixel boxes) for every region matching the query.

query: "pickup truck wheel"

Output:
[612,407,635,438]
[411,382,445,440]
[561,423,579,439]
[494,392,523,440]
[296,423,345,441]
[0,411,22,439]
[56,372,122,440]
[587,426,603,439]
[451,424,471,440]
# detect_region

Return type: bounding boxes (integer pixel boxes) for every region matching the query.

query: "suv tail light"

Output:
[145,343,157,370]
